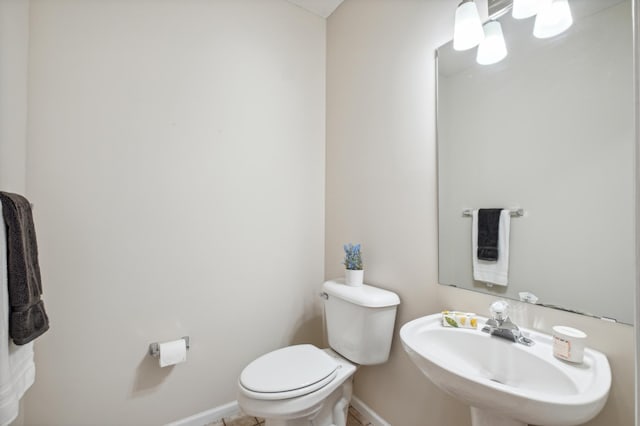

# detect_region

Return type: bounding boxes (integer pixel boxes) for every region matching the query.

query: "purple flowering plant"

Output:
[343,243,363,270]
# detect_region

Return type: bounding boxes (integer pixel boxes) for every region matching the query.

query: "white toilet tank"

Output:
[322,279,400,365]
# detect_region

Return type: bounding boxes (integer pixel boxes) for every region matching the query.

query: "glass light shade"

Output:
[476,21,508,65]
[512,0,539,19]
[533,0,573,39]
[453,1,484,51]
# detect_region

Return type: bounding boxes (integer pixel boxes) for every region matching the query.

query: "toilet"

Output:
[237,279,400,426]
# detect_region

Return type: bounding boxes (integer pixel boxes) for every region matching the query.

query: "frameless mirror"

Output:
[437,0,635,324]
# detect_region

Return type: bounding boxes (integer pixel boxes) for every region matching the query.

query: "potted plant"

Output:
[343,243,364,286]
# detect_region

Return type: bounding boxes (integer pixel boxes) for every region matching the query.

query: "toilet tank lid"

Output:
[323,280,400,308]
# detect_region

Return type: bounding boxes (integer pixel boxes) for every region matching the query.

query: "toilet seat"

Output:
[239,344,339,400]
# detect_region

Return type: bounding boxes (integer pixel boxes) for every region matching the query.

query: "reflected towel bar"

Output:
[462,208,524,217]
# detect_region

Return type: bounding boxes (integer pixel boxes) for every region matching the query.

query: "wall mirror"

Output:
[437,0,635,324]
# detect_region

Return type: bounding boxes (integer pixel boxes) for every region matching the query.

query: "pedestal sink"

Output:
[400,314,611,426]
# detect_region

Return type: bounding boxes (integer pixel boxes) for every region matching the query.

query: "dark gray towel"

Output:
[0,191,49,345]
[477,208,502,262]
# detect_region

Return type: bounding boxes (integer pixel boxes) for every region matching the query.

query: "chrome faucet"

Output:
[481,301,534,346]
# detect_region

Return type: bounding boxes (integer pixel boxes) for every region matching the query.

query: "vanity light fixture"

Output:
[476,20,508,65]
[533,0,573,39]
[453,0,484,51]
[457,0,574,65]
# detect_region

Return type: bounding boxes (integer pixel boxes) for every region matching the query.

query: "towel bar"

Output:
[462,208,524,217]
[148,336,190,358]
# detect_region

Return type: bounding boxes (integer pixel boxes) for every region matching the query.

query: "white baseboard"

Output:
[165,400,240,426]
[166,396,390,426]
[350,396,391,426]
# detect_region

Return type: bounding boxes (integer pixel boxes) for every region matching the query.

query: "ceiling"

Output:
[285,0,345,18]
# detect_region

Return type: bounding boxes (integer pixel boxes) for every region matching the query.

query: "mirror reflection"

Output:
[437,0,635,324]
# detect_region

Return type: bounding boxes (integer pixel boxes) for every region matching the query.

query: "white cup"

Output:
[552,325,587,363]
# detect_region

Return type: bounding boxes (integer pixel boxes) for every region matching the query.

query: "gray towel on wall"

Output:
[0,191,49,345]
[477,208,502,261]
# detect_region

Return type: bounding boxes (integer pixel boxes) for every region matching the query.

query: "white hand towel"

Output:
[0,202,35,426]
[472,209,510,286]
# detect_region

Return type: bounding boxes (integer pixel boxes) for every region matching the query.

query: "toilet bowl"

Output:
[237,345,356,426]
[237,280,400,426]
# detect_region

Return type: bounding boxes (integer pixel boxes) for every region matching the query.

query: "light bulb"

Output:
[453,0,484,51]
[533,0,573,39]
[512,0,539,19]
[476,20,508,65]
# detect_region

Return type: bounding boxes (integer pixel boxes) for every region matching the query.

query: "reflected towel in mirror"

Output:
[472,209,510,286]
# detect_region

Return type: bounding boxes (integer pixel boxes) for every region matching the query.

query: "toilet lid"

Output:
[240,344,338,399]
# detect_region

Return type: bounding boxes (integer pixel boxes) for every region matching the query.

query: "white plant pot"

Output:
[345,269,364,286]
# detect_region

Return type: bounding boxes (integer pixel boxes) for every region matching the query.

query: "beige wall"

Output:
[0,1,29,423]
[0,0,29,194]
[636,0,640,421]
[326,1,635,425]
[22,0,325,424]
[635,0,640,422]
[326,1,471,424]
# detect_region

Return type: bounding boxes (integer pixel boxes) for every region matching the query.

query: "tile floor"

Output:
[206,405,371,426]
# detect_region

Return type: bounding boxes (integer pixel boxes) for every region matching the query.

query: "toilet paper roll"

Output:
[159,339,187,367]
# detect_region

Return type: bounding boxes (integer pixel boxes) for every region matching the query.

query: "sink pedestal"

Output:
[470,407,525,426]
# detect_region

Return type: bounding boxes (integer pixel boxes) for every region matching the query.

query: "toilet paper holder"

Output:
[149,336,190,358]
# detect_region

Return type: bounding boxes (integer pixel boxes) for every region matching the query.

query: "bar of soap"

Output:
[441,310,478,329]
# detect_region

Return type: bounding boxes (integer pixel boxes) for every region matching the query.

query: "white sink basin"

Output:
[400,314,611,426]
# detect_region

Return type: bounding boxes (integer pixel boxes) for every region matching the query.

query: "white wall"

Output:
[0,0,29,194]
[326,1,635,425]
[23,0,325,424]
